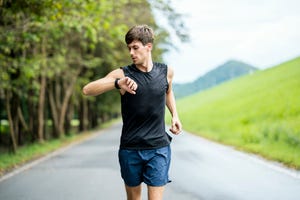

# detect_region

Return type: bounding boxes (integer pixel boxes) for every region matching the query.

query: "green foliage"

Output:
[148,0,189,43]
[0,0,188,152]
[174,56,300,169]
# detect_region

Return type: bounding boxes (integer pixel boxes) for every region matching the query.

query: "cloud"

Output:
[232,16,300,68]
[164,0,300,83]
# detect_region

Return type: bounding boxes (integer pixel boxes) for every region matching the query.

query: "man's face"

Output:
[127,40,152,65]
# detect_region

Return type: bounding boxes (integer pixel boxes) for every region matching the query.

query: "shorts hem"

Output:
[144,180,172,187]
[124,181,143,187]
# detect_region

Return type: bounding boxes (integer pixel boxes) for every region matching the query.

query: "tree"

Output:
[0,0,188,152]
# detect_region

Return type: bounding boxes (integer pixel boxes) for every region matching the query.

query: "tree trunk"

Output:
[79,98,88,132]
[58,70,80,136]
[5,90,17,153]
[64,103,73,135]
[18,106,29,132]
[38,75,46,143]
[48,82,59,138]
[37,36,47,143]
[28,88,38,142]
[18,106,28,145]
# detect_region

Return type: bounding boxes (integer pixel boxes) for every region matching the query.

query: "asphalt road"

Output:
[1,122,300,200]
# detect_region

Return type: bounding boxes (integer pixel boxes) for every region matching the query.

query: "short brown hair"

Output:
[125,25,154,45]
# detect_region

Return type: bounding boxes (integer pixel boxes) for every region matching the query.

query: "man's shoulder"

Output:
[121,63,133,70]
[154,62,168,73]
[121,64,133,71]
[154,62,167,68]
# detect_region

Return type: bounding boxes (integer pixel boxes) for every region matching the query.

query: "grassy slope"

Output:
[175,56,300,169]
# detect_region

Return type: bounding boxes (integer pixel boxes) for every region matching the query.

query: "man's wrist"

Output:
[114,78,121,89]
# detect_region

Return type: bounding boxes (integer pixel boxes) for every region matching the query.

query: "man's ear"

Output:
[146,43,153,51]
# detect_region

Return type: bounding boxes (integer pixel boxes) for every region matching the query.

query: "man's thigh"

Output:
[143,145,171,186]
[147,185,165,200]
[119,149,144,187]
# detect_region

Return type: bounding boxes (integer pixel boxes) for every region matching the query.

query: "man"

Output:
[82,24,182,200]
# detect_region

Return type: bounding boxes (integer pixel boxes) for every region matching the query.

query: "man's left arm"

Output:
[166,66,182,135]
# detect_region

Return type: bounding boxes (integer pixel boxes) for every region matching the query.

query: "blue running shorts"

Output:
[118,145,171,187]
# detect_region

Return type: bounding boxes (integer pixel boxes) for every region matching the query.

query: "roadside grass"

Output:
[171,57,300,169]
[0,119,119,176]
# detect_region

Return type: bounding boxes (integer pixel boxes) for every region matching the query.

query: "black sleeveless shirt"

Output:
[120,62,172,150]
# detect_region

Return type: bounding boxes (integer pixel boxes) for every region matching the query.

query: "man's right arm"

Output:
[82,68,138,96]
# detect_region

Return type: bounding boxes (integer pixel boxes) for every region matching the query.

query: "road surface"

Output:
[1,122,300,200]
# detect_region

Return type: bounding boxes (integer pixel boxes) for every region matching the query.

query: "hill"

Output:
[173,60,258,98]
[174,56,300,169]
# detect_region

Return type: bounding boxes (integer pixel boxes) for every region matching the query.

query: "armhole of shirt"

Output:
[165,64,169,92]
[121,65,130,76]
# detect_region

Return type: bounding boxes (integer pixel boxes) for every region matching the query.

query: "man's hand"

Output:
[169,117,182,135]
[118,77,138,94]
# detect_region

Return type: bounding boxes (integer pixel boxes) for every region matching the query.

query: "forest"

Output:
[0,0,188,153]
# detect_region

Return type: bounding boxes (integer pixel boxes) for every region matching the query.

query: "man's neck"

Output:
[136,59,153,72]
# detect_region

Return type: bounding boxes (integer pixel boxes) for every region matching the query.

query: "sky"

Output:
[160,0,300,83]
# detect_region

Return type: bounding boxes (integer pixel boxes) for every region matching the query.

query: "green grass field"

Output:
[173,56,300,169]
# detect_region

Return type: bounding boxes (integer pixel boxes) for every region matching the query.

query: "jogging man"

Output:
[82,24,182,200]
